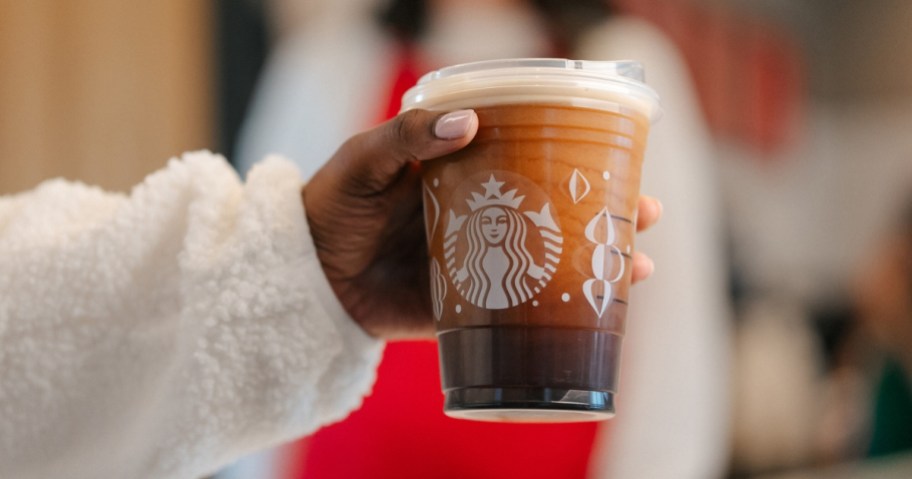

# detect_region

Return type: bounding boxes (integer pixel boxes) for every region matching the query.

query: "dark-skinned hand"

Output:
[303,109,662,339]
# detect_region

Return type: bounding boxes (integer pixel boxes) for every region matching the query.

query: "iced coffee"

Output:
[401,59,661,422]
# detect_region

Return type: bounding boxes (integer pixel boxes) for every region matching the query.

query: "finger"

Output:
[630,252,655,284]
[341,109,479,193]
[636,196,663,232]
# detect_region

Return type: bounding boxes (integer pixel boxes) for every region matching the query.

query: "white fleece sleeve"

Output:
[0,151,383,479]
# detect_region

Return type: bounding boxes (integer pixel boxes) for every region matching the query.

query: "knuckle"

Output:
[391,109,425,146]
[386,112,423,167]
[334,134,387,194]
[331,112,429,197]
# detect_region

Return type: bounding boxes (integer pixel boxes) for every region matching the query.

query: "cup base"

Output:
[444,387,614,423]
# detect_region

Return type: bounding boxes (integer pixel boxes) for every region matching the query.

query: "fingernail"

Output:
[434,110,475,140]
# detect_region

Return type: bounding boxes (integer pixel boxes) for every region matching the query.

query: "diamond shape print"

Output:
[583,278,613,319]
[567,169,591,204]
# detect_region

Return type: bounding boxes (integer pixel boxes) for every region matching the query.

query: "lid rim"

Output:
[418,58,647,84]
[402,58,662,123]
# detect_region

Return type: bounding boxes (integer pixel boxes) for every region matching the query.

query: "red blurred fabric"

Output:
[615,0,805,155]
[284,46,600,479]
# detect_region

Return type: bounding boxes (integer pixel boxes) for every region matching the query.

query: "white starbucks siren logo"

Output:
[443,173,563,309]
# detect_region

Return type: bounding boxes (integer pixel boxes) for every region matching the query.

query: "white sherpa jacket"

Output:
[0,152,384,479]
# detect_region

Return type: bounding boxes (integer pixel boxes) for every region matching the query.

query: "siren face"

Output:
[480,207,508,245]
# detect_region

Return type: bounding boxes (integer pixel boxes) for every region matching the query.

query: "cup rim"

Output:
[401,58,662,123]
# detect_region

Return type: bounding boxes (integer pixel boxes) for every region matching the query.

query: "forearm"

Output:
[0,152,382,479]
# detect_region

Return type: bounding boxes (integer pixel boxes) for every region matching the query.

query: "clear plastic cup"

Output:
[402,59,661,422]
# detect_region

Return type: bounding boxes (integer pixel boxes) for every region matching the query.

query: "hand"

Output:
[303,109,662,339]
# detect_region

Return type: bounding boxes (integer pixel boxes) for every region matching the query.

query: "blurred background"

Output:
[2,0,911,478]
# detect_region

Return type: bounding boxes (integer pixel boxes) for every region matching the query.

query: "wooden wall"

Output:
[0,1,213,194]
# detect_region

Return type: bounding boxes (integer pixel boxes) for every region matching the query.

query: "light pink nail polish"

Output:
[434,110,475,140]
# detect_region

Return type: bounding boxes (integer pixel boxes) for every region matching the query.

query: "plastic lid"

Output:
[401,58,662,122]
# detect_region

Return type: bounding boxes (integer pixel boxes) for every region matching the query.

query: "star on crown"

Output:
[467,174,525,211]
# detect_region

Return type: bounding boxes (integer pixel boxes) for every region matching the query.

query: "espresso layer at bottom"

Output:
[437,326,623,393]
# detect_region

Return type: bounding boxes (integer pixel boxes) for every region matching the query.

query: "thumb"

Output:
[340,109,478,193]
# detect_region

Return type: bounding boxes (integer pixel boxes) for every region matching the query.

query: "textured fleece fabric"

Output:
[0,152,383,479]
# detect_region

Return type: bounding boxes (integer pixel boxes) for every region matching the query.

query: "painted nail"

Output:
[434,110,475,140]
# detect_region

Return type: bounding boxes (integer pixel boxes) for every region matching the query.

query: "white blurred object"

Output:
[235,0,394,180]
[719,100,912,306]
[731,299,824,473]
[419,0,548,67]
[579,17,732,479]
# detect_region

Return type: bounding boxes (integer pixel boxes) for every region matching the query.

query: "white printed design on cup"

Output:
[567,168,591,204]
[583,207,626,318]
[429,258,447,321]
[424,181,449,320]
[423,181,441,243]
[444,173,562,310]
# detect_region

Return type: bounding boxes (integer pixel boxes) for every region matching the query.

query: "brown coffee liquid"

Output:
[422,104,649,421]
